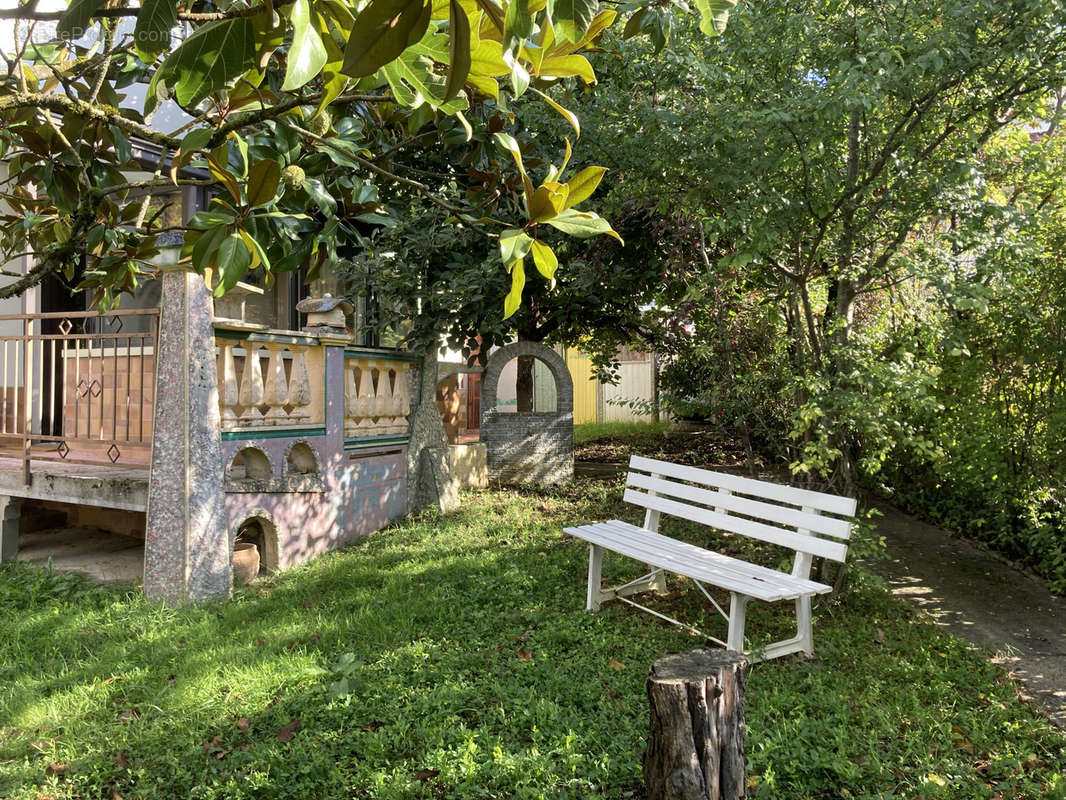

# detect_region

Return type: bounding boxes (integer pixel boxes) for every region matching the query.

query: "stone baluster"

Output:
[344,360,359,437]
[217,340,239,429]
[373,364,393,432]
[355,360,376,433]
[262,344,289,425]
[238,343,264,426]
[287,345,312,424]
[391,364,411,434]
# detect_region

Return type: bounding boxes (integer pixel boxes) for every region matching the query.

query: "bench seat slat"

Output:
[623,489,849,562]
[627,472,851,540]
[565,520,831,602]
[594,521,828,597]
[629,455,858,517]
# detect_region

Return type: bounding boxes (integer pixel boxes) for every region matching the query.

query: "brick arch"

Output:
[479,342,573,485]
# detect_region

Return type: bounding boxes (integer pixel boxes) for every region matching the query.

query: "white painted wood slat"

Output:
[626,472,852,540]
[623,489,849,562]
[595,521,828,596]
[565,520,830,602]
[628,455,858,517]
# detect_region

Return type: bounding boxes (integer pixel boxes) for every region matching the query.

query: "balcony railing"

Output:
[0,309,159,483]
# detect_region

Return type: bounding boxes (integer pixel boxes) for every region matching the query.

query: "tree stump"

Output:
[644,649,749,800]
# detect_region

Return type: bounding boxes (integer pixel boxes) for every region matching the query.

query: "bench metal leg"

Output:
[795,595,814,655]
[586,544,604,611]
[726,592,749,652]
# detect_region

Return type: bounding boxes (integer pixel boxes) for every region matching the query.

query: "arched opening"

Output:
[228,447,272,480]
[285,442,318,475]
[435,372,481,443]
[494,356,558,413]
[233,514,279,582]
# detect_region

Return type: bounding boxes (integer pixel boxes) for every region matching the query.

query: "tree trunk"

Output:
[516,354,535,412]
[644,649,749,800]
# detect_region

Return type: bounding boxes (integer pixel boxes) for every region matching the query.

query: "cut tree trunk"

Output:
[644,649,749,800]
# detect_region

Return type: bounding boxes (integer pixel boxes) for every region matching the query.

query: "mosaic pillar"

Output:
[145,271,231,604]
[0,496,21,563]
[406,349,459,513]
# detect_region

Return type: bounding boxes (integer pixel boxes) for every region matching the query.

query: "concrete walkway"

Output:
[872,503,1066,727]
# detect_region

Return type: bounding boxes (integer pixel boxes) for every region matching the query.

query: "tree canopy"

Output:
[0,0,733,309]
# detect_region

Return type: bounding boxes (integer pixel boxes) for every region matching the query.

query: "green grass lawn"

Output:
[2,481,1064,799]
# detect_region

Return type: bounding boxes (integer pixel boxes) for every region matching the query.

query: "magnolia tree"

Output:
[0,0,734,314]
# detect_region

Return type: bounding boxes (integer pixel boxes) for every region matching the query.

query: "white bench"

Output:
[564,456,857,661]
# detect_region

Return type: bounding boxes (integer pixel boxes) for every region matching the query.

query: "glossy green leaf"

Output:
[529,182,568,222]
[503,257,525,318]
[247,159,281,207]
[695,0,739,34]
[545,208,622,241]
[134,0,178,60]
[342,0,431,78]
[554,0,598,43]
[531,87,580,138]
[562,165,606,207]
[504,0,533,47]
[530,240,558,281]
[499,228,533,263]
[217,233,252,293]
[57,0,100,40]
[158,18,256,107]
[474,0,505,32]
[283,0,329,91]
[444,0,472,102]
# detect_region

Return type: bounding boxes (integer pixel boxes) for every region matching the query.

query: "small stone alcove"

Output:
[479,342,573,485]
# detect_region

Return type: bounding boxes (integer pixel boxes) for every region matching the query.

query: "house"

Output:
[0,177,450,603]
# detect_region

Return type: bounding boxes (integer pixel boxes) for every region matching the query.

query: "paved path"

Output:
[872,503,1066,727]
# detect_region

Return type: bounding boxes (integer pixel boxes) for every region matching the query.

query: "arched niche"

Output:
[285,441,319,475]
[234,511,280,575]
[227,446,273,480]
[479,342,573,485]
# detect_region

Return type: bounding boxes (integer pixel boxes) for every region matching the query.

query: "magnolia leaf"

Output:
[546,208,622,241]
[57,0,100,40]
[504,0,533,48]
[554,0,598,43]
[474,0,506,32]
[563,165,606,207]
[159,18,256,107]
[444,0,472,102]
[317,34,350,115]
[503,257,526,318]
[469,39,509,76]
[466,73,500,99]
[695,0,739,34]
[342,0,431,78]
[622,8,646,38]
[283,0,329,90]
[206,154,243,202]
[247,159,281,206]
[494,132,535,208]
[253,8,287,70]
[539,54,595,83]
[239,228,272,270]
[529,182,569,222]
[134,0,179,60]
[504,48,530,97]
[530,239,558,281]
[499,228,533,263]
[531,87,579,137]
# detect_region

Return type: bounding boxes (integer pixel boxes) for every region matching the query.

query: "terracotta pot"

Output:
[232,542,260,586]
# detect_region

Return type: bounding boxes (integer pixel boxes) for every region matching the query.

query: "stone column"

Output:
[0,496,22,563]
[144,270,230,604]
[406,349,459,513]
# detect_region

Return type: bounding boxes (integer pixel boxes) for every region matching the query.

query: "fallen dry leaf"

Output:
[117,708,140,721]
[412,769,440,782]
[517,647,532,661]
[361,721,383,732]
[115,751,130,769]
[518,628,534,641]
[113,790,124,800]
[236,717,250,732]
[45,762,67,776]
[608,659,625,671]
[311,632,322,644]
[301,599,317,608]
[875,627,886,644]
[277,719,301,742]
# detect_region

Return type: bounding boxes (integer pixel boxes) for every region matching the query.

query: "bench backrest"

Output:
[623,456,857,563]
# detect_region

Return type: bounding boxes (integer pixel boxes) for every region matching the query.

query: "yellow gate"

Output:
[565,349,597,424]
